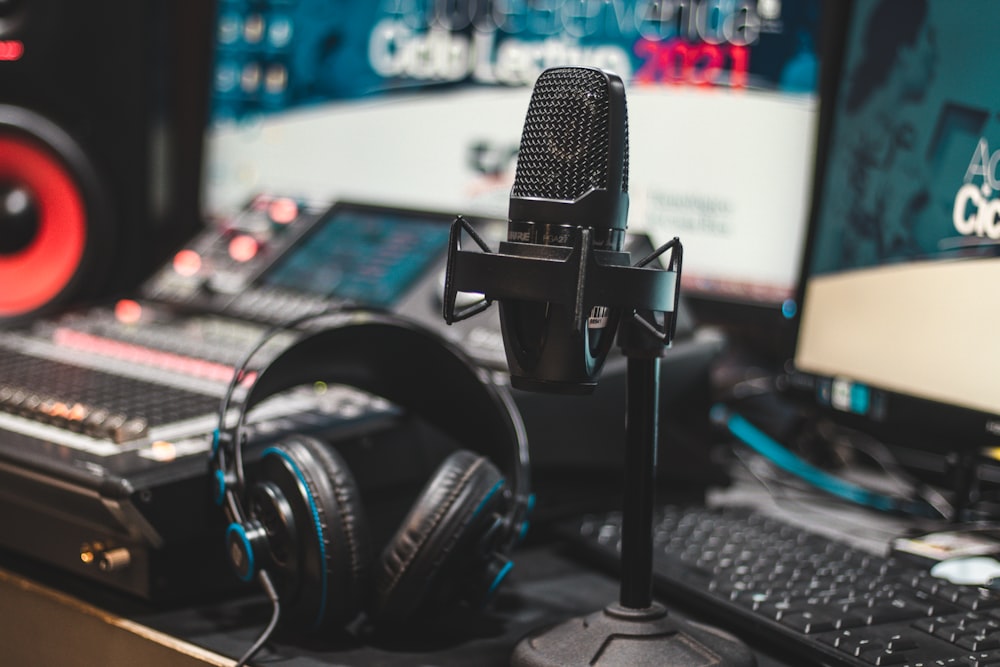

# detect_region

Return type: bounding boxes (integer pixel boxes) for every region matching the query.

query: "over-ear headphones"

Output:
[209,309,532,646]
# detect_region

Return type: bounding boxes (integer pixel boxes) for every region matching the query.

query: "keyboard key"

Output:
[780,610,840,634]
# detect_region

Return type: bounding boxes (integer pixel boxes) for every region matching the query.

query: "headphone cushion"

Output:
[372,449,505,623]
[260,434,370,631]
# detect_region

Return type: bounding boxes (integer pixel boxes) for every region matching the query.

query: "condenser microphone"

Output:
[498,66,630,394]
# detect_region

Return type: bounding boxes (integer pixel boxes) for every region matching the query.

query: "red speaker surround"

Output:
[0,108,108,319]
[0,0,214,324]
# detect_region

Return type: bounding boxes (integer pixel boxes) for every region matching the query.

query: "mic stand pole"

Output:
[619,332,659,612]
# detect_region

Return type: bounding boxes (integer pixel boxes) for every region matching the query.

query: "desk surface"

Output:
[0,452,934,667]
[1,534,805,667]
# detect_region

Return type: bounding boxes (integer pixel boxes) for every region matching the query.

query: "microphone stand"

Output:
[509,297,756,667]
[443,220,755,666]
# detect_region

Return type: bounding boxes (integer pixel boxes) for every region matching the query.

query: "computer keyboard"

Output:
[557,505,1000,667]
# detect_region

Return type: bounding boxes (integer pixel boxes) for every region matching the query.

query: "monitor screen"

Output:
[792,0,1000,459]
[200,1,826,318]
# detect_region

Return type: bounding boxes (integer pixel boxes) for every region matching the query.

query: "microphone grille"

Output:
[511,67,629,202]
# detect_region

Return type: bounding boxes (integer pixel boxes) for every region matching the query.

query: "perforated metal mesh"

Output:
[511,67,628,201]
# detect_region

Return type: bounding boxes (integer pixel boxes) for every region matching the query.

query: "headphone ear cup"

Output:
[256,434,370,632]
[372,449,507,624]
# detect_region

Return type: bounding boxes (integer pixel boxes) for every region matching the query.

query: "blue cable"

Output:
[710,404,900,513]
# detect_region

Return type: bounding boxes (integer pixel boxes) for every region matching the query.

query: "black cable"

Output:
[236,570,281,667]
[816,420,953,520]
[729,449,914,545]
[713,405,944,518]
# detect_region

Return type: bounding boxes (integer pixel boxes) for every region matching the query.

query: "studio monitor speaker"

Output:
[0,0,215,324]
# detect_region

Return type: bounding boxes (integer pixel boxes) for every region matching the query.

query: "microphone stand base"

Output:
[510,602,756,667]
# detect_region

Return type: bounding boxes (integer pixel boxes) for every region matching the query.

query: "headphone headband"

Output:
[215,309,531,546]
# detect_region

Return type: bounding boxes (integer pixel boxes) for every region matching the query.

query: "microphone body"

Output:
[499,66,630,394]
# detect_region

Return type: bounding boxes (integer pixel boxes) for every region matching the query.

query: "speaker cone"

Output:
[0,105,111,322]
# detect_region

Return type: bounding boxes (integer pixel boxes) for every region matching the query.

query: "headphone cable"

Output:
[236,570,281,667]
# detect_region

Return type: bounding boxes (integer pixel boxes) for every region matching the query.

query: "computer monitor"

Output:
[791,0,1000,475]
[200,1,827,335]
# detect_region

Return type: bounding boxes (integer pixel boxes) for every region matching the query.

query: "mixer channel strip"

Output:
[0,348,220,443]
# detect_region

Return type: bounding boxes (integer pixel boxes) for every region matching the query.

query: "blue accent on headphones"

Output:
[517,493,536,543]
[226,523,256,583]
[472,479,505,517]
[485,560,514,601]
[261,445,329,630]
[213,469,227,506]
[211,428,221,458]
